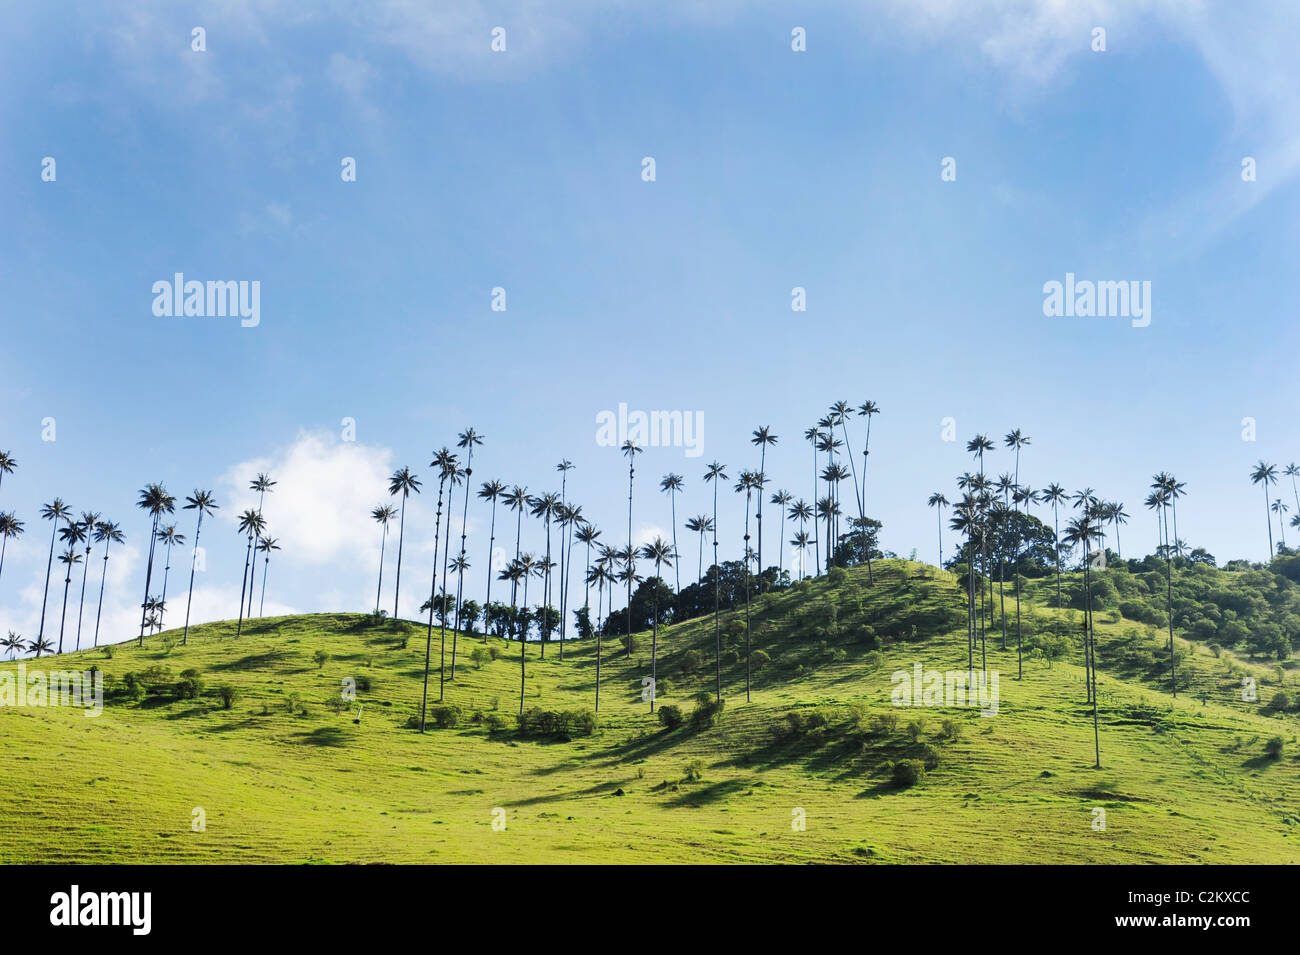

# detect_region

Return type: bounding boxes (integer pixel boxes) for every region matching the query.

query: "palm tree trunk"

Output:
[259,557,269,616]
[483,499,497,623]
[138,513,159,643]
[235,532,253,638]
[419,481,446,733]
[744,491,753,703]
[650,560,660,713]
[375,523,388,614]
[670,490,680,594]
[712,483,721,703]
[438,491,455,698]
[1085,542,1101,768]
[36,520,57,647]
[58,568,73,654]
[75,546,92,651]
[94,539,112,648]
[1263,482,1274,558]
[393,492,408,618]
[182,513,204,645]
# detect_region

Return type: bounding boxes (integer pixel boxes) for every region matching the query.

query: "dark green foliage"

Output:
[657,704,684,730]
[891,759,925,788]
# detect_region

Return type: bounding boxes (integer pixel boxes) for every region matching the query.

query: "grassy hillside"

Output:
[1,559,1297,864]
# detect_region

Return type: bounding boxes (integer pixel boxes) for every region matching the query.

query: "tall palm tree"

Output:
[639,536,674,712]
[1063,514,1104,768]
[750,427,777,585]
[91,520,124,647]
[437,462,464,699]
[770,489,792,579]
[660,473,684,594]
[827,404,860,534]
[245,474,276,617]
[234,509,264,638]
[1012,484,1035,680]
[950,495,979,682]
[685,514,712,584]
[37,498,72,650]
[156,524,185,630]
[1039,483,1067,608]
[1272,499,1289,549]
[449,553,470,675]
[56,545,82,654]
[0,512,25,600]
[1250,462,1278,558]
[421,450,458,729]
[856,401,880,515]
[587,559,615,712]
[927,492,948,567]
[816,495,839,572]
[555,460,574,648]
[370,503,397,615]
[704,460,728,701]
[477,480,505,617]
[388,466,422,618]
[1107,501,1129,558]
[3,630,23,660]
[788,499,812,579]
[452,428,483,669]
[28,635,53,659]
[1285,463,1300,515]
[502,486,529,607]
[529,491,561,659]
[575,521,600,639]
[620,440,642,660]
[791,529,812,579]
[256,537,280,616]
[134,484,174,644]
[804,426,822,575]
[180,491,218,645]
[736,470,758,702]
[0,450,15,496]
[71,512,100,652]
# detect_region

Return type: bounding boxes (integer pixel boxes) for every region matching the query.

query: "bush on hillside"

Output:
[891,759,925,788]
[657,704,684,730]
[217,685,240,710]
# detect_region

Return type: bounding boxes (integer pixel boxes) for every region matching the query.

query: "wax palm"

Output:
[55,545,83,653]
[555,460,574,651]
[388,466,422,618]
[620,440,642,660]
[0,511,25,598]
[639,536,674,712]
[436,461,464,700]
[179,491,218,645]
[1249,462,1278,558]
[418,448,457,729]
[135,484,175,644]
[788,499,812,579]
[1286,463,1300,515]
[156,523,185,630]
[0,450,15,495]
[803,426,823,575]
[736,470,759,701]
[790,530,812,578]
[449,553,470,675]
[91,520,124,647]
[949,497,979,679]
[750,427,777,586]
[37,498,73,649]
[3,630,23,660]
[234,509,265,638]
[1037,483,1067,608]
[704,460,728,701]
[453,428,483,671]
[1062,513,1104,768]
[575,521,600,639]
[1271,499,1289,548]
[768,489,792,577]
[243,474,276,617]
[501,486,529,605]
[69,512,100,652]
[256,537,280,616]
[660,473,684,594]
[685,514,712,584]
[528,491,561,659]
[28,635,53,659]
[927,492,948,567]
[370,503,397,615]
[477,479,505,619]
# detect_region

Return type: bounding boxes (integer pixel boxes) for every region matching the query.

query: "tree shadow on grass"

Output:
[294,727,348,747]
[210,650,297,671]
[664,778,749,808]
[502,777,637,808]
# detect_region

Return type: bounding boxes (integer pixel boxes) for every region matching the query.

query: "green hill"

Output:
[1,559,1296,864]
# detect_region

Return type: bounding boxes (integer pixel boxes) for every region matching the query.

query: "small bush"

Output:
[891,759,925,788]
[905,719,926,743]
[217,685,239,710]
[683,759,705,782]
[657,704,684,730]
[940,719,961,741]
[1265,736,1284,760]
[313,650,330,669]
[354,675,372,692]
[872,711,898,734]
[428,704,462,729]
[691,693,725,731]
[1265,690,1292,713]
[470,647,491,668]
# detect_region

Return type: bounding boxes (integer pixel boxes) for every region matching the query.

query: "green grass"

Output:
[1,559,1296,863]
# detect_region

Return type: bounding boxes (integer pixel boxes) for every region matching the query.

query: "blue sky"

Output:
[2,1,1299,647]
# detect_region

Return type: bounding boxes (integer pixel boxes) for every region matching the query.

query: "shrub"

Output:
[872,711,898,734]
[891,759,925,788]
[863,650,883,671]
[313,650,330,669]
[354,675,372,692]
[470,647,491,668]
[940,719,961,741]
[517,707,597,739]
[680,649,704,673]
[683,758,705,782]
[905,719,925,743]
[428,704,462,729]
[217,685,240,710]
[657,704,684,730]
[484,712,507,733]
[751,649,771,672]
[1265,690,1292,713]
[175,674,204,700]
[1265,736,1284,760]
[691,693,725,731]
